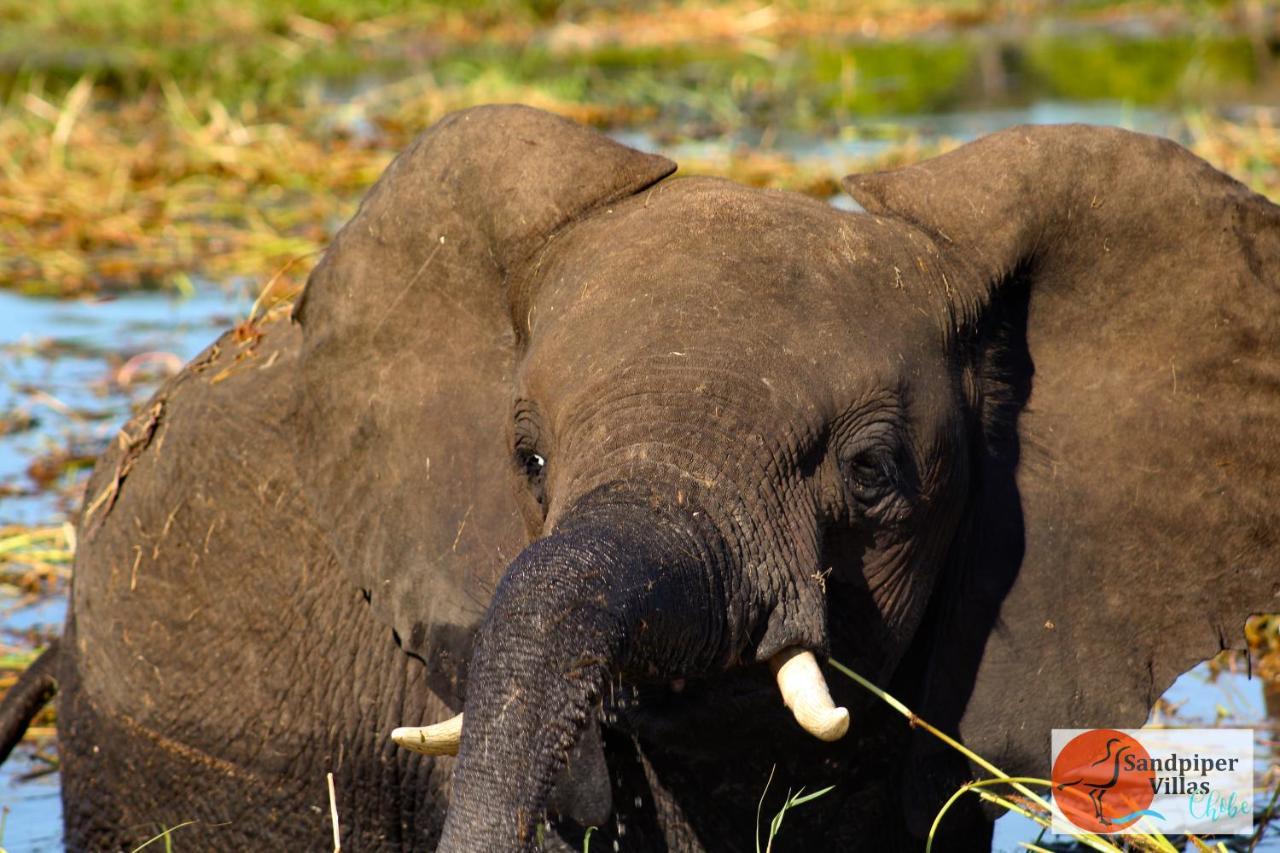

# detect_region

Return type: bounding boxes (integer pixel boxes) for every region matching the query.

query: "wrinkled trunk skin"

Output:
[439,489,733,851]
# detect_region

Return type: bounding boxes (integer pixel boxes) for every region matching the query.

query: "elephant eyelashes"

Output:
[516,447,548,506]
[513,402,549,508]
[842,449,897,508]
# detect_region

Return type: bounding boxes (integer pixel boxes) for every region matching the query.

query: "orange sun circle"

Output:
[1052,729,1156,833]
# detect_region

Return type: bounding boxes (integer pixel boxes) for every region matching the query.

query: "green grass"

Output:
[0,0,1271,110]
[755,769,835,853]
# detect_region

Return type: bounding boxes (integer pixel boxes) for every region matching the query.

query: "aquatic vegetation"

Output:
[3,73,1276,299]
[0,524,71,600]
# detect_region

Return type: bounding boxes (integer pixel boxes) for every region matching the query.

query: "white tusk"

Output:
[391,713,463,756]
[769,648,850,742]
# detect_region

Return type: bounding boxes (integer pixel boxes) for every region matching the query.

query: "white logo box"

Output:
[1050,728,1254,835]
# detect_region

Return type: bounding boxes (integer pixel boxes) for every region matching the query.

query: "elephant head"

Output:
[292,106,1280,849]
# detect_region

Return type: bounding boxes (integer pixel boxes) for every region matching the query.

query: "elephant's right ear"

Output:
[843,125,1280,805]
[293,105,674,702]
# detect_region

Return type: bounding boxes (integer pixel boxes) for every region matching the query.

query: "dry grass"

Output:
[0,524,73,598]
[3,72,1276,299]
[1188,109,1280,199]
[0,80,376,296]
[0,525,73,743]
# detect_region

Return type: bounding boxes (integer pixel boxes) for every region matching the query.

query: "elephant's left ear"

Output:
[843,126,1280,786]
[293,106,675,702]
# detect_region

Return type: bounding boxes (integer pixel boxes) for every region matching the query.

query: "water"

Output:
[0,286,252,852]
[0,288,251,522]
[0,99,1275,851]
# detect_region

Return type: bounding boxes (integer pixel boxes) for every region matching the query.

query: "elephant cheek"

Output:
[834,536,941,674]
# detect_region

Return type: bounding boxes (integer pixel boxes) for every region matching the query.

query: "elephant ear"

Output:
[293,105,675,702]
[844,125,1280,782]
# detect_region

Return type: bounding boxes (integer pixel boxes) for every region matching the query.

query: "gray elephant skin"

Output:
[0,105,1277,851]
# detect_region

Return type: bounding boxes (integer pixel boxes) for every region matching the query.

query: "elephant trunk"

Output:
[437,490,732,851]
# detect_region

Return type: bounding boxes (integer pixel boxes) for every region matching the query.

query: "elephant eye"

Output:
[516,447,547,505]
[843,449,895,506]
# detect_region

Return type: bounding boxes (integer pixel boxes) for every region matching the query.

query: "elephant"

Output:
[0,104,1277,851]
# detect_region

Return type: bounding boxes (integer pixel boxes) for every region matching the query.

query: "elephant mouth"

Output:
[616,671,798,753]
[605,649,852,755]
[608,656,852,757]
[392,648,849,759]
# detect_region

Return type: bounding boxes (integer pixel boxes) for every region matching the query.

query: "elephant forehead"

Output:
[520,176,952,399]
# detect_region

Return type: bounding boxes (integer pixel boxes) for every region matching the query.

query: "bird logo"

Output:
[1052,729,1165,832]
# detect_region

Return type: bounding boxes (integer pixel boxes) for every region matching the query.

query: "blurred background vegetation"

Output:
[0,0,1276,299]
